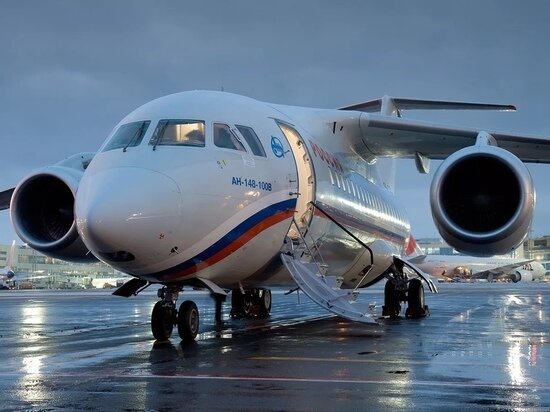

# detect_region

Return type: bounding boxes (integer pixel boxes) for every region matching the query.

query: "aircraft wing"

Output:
[470,259,534,280]
[0,188,13,211]
[355,114,550,163]
[340,97,550,163]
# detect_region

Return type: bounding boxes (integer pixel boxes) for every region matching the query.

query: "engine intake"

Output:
[430,145,534,256]
[10,154,97,262]
[512,270,533,283]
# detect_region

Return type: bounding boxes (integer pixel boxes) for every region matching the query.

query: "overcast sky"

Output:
[2,1,550,245]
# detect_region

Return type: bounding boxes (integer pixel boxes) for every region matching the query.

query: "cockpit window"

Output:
[236,125,267,157]
[214,123,246,152]
[103,121,151,152]
[150,120,205,147]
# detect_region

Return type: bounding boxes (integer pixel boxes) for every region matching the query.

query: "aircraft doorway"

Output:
[277,122,315,237]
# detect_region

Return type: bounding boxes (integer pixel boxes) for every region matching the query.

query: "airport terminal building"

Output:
[0,243,129,289]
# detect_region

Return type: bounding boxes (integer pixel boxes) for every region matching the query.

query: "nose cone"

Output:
[75,168,182,271]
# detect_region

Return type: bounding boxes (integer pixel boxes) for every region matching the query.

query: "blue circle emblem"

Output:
[271,136,285,158]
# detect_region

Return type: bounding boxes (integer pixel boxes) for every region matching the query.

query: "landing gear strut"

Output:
[230,288,272,318]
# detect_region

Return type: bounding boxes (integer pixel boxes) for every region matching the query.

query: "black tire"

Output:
[260,289,272,314]
[383,280,401,319]
[178,300,199,342]
[242,296,252,316]
[405,278,426,318]
[151,301,174,340]
[231,289,244,318]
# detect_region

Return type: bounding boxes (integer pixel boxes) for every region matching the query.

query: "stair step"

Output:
[281,253,376,324]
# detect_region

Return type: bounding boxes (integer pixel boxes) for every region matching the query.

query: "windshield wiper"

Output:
[152,121,168,151]
[123,122,146,152]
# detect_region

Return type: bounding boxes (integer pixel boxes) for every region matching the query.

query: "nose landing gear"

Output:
[151,286,200,343]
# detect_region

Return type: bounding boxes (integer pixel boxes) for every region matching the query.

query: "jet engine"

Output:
[430,144,534,256]
[511,270,533,283]
[10,153,97,262]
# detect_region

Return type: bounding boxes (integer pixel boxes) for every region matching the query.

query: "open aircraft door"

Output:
[276,122,316,237]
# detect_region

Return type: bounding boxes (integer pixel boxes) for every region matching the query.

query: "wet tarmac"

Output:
[0,282,548,411]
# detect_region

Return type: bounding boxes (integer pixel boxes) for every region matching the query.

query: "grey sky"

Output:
[2,1,550,244]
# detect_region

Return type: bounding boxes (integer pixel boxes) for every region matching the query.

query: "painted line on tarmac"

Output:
[2,372,548,391]
[248,355,502,367]
[130,373,550,390]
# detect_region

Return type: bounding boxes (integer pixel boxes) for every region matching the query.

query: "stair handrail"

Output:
[310,202,374,267]
[289,217,328,279]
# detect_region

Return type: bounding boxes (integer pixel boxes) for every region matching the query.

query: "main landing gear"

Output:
[151,286,200,343]
[382,272,429,319]
[230,288,272,319]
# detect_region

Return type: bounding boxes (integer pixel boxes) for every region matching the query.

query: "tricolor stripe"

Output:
[154,199,297,281]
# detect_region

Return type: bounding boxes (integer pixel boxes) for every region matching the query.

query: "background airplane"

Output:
[405,236,546,282]
[2,91,550,342]
[408,255,546,283]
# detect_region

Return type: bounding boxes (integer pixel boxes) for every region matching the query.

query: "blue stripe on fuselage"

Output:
[152,198,297,279]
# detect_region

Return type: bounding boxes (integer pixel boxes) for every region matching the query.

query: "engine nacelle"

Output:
[10,153,97,263]
[511,270,533,283]
[430,144,534,256]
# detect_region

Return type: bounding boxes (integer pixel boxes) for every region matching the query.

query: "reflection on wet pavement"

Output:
[0,283,548,410]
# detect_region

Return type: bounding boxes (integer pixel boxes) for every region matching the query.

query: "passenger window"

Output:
[150,120,205,147]
[214,123,246,152]
[235,125,267,157]
[103,121,150,152]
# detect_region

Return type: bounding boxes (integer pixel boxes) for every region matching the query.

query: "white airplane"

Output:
[1,91,549,342]
[0,240,17,289]
[405,236,546,282]
[413,256,546,283]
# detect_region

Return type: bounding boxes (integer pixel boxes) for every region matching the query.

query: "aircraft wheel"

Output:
[382,280,401,319]
[151,301,174,340]
[405,278,429,318]
[178,300,199,342]
[260,289,272,314]
[230,290,245,318]
[242,296,252,316]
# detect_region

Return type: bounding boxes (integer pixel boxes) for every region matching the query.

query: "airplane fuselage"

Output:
[75,91,410,288]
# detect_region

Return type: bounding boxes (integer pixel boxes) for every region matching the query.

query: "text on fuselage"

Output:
[309,140,343,172]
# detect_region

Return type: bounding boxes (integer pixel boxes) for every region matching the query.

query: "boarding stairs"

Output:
[281,204,377,324]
